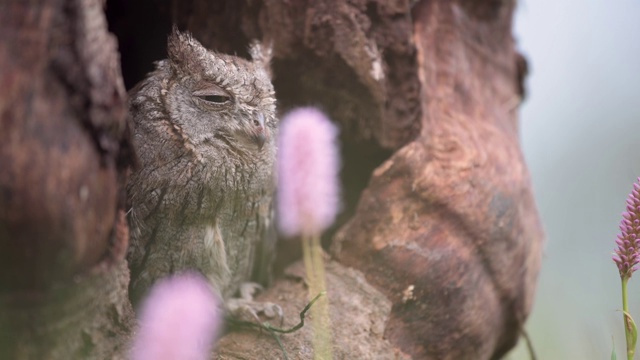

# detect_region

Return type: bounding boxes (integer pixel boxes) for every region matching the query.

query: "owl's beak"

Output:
[254,133,267,150]
[253,113,268,150]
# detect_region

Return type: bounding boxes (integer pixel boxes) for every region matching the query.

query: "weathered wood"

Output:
[332,1,542,358]
[144,0,543,358]
[0,262,134,360]
[215,258,411,360]
[1,0,543,358]
[0,0,135,358]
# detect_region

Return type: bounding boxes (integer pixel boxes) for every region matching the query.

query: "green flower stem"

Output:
[302,234,333,360]
[622,276,636,360]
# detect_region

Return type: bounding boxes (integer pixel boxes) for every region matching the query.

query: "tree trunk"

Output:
[1,0,543,359]
[0,0,135,358]
[125,1,539,359]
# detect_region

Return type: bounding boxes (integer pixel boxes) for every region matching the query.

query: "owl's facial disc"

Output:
[181,78,271,152]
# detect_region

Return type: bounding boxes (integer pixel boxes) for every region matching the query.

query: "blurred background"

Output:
[506,0,640,359]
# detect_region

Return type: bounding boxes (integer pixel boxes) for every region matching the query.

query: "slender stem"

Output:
[622,276,634,360]
[520,327,537,360]
[302,235,316,292]
[311,234,332,360]
[301,234,333,360]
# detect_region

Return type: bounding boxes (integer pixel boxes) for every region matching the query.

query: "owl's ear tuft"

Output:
[249,40,273,80]
[167,27,206,73]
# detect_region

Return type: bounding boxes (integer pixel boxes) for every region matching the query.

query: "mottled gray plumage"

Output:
[126,29,277,307]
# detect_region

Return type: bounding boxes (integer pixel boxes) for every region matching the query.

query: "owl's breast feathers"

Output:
[125,112,275,302]
[126,141,274,301]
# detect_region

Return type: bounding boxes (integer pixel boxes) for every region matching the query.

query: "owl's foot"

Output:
[226,282,283,325]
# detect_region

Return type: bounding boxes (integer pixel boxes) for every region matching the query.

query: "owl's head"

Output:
[162,29,276,158]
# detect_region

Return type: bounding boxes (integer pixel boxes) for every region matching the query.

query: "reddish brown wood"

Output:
[0,0,543,357]
[0,0,135,358]
[0,0,131,291]
[215,259,412,359]
[153,0,543,358]
[332,1,543,358]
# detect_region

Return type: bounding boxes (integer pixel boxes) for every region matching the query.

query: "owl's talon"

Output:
[263,303,284,324]
[226,296,283,326]
[239,282,264,301]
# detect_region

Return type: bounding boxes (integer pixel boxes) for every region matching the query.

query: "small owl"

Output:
[126,28,277,308]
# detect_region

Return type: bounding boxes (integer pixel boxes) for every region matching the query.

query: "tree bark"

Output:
[145,0,541,359]
[216,258,411,360]
[0,0,135,358]
[333,2,542,358]
[1,0,543,358]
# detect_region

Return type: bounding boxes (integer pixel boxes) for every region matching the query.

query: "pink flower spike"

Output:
[131,273,222,360]
[614,177,640,278]
[277,107,341,237]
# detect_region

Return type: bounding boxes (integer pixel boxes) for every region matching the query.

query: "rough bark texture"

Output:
[0,262,134,360]
[130,0,541,359]
[215,258,411,360]
[170,0,421,150]
[2,0,543,358]
[0,0,135,358]
[333,1,542,358]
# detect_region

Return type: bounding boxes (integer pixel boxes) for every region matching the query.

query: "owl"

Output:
[126,28,277,310]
